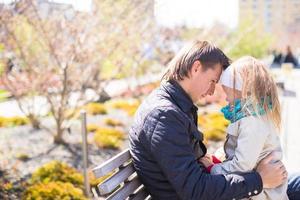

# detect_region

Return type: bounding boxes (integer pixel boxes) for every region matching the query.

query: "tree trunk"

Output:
[53,123,65,144]
[28,114,41,129]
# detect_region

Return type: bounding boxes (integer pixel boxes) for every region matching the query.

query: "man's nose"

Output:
[207,85,215,96]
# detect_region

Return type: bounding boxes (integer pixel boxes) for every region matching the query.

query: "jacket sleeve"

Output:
[145,109,263,200]
[211,116,269,175]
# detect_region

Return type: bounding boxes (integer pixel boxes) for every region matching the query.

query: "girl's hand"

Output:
[199,155,214,168]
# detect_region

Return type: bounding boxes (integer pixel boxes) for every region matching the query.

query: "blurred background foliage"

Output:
[1,0,296,199]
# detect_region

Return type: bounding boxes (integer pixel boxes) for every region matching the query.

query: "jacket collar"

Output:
[162,80,198,114]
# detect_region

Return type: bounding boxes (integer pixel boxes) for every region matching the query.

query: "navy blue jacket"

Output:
[129,80,263,200]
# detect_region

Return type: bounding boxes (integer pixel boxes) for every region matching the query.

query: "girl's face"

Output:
[222,85,242,104]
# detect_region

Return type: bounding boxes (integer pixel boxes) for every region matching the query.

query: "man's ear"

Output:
[190,60,202,77]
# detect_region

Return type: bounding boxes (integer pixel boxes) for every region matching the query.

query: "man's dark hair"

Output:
[162,40,231,81]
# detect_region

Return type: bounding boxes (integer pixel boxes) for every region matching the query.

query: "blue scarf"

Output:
[221,99,272,123]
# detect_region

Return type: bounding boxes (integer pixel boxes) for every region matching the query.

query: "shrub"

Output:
[88,171,112,188]
[30,161,84,189]
[16,153,30,161]
[9,116,29,126]
[104,118,123,127]
[95,128,125,140]
[22,181,87,200]
[84,103,107,115]
[86,124,99,133]
[0,170,24,199]
[94,128,125,149]
[203,128,226,141]
[198,112,229,141]
[0,116,29,127]
[94,134,121,149]
[107,99,140,116]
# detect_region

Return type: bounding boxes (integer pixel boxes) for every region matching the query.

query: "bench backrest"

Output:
[92,149,151,200]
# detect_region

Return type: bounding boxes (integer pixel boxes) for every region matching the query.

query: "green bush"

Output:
[104,118,124,127]
[23,181,87,200]
[88,170,112,188]
[84,103,107,115]
[16,153,30,161]
[107,99,140,116]
[0,116,29,127]
[0,180,13,195]
[95,128,125,140]
[30,161,84,189]
[86,124,99,133]
[94,127,125,149]
[198,112,229,141]
[94,134,121,149]
[9,116,30,126]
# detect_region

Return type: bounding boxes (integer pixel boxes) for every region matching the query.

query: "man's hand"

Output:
[199,155,214,168]
[256,152,287,188]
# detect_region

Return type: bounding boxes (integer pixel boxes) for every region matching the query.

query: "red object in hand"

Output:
[212,155,221,164]
[205,156,222,173]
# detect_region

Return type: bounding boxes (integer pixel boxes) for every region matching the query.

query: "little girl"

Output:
[200,56,288,200]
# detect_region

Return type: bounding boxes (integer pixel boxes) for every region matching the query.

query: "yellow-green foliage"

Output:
[94,128,125,149]
[30,161,84,189]
[104,118,124,127]
[0,181,13,192]
[23,181,87,200]
[198,112,230,141]
[86,124,99,133]
[0,116,29,127]
[108,99,140,116]
[96,128,125,139]
[94,134,120,149]
[221,18,273,59]
[88,170,113,188]
[84,103,107,115]
[16,153,30,161]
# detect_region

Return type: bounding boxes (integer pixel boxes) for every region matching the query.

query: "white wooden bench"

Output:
[92,149,151,200]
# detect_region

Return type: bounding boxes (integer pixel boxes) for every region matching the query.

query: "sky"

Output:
[155,0,239,28]
[49,0,92,12]
[0,0,92,12]
[0,0,239,28]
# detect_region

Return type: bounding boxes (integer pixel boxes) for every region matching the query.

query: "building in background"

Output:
[239,0,300,49]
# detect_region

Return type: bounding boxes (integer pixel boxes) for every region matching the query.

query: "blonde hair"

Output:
[232,56,281,130]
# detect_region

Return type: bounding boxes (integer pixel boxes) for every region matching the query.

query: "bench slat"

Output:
[91,187,99,197]
[98,162,135,195]
[106,175,142,200]
[93,149,131,178]
[128,186,149,200]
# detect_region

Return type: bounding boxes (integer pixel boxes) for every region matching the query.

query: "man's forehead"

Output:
[215,65,223,81]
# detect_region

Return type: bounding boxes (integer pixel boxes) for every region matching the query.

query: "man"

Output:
[129,41,292,200]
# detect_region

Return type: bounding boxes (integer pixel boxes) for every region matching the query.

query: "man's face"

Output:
[189,61,222,101]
